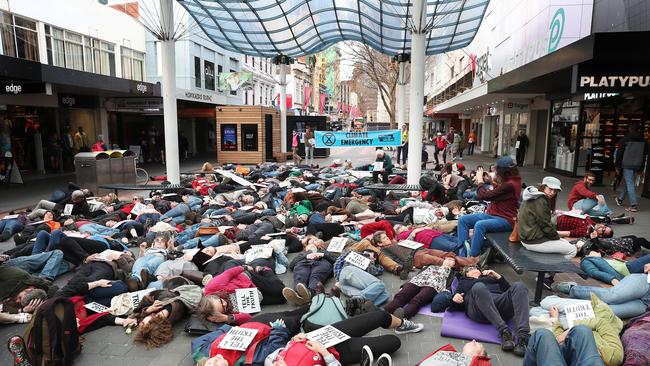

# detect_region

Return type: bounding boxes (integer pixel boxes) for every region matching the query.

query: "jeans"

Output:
[304,183,320,191]
[572,198,611,216]
[293,259,333,295]
[570,273,650,318]
[467,143,475,155]
[429,234,460,252]
[180,233,225,250]
[523,326,604,366]
[186,196,203,210]
[131,255,165,281]
[202,208,229,218]
[5,250,69,279]
[580,256,623,284]
[339,265,389,306]
[0,218,24,236]
[456,213,512,257]
[618,168,638,206]
[161,203,191,224]
[29,200,56,219]
[137,213,161,225]
[32,230,66,255]
[465,282,530,339]
[305,146,314,161]
[384,282,436,319]
[626,253,650,274]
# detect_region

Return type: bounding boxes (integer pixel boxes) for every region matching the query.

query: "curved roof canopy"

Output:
[177,0,490,58]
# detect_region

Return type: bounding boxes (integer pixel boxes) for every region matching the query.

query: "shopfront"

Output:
[503,100,530,160]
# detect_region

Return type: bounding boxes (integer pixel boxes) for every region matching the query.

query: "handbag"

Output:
[508,218,519,243]
[195,226,220,238]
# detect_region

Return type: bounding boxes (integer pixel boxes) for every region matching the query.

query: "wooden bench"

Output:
[484,232,584,305]
[364,183,425,191]
[98,183,186,196]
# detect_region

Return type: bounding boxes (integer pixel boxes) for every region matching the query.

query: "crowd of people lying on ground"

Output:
[0,152,649,366]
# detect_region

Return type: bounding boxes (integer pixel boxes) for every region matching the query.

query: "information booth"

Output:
[216,106,285,164]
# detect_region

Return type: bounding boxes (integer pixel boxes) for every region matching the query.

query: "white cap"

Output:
[542,176,562,191]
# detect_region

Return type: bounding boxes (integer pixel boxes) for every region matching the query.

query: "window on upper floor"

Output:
[205,60,215,90]
[0,12,39,61]
[121,46,144,81]
[85,38,116,77]
[229,68,237,95]
[194,56,202,88]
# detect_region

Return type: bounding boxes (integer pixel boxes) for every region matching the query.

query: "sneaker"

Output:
[201,274,213,286]
[394,319,424,334]
[513,336,529,357]
[543,275,555,291]
[296,283,312,302]
[400,254,414,280]
[629,205,638,212]
[282,287,307,306]
[127,276,142,292]
[375,354,393,366]
[615,197,623,206]
[478,248,491,267]
[7,336,31,366]
[360,345,374,366]
[346,297,364,317]
[329,284,341,298]
[550,281,577,294]
[463,240,471,256]
[361,299,378,314]
[500,329,515,351]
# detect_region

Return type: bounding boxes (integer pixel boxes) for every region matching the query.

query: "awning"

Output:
[177,0,490,57]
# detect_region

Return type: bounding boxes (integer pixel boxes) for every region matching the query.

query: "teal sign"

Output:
[315,130,402,148]
[548,8,565,52]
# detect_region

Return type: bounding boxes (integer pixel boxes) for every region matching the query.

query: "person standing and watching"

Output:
[74,126,90,152]
[515,130,529,167]
[467,129,477,156]
[446,127,455,162]
[434,132,448,166]
[304,127,315,164]
[291,129,303,164]
[615,123,647,212]
[397,124,408,168]
[568,172,612,217]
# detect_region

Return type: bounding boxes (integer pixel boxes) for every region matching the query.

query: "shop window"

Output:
[548,100,579,172]
[205,60,215,90]
[241,124,258,151]
[229,69,237,95]
[85,38,116,77]
[121,46,145,81]
[221,124,237,151]
[0,12,39,61]
[194,56,202,88]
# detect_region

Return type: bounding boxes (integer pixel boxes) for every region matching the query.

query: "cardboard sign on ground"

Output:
[327,237,348,253]
[235,288,261,313]
[344,251,371,270]
[84,302,109,313]
[565,301,595,328]
[398,240,424,250]
[305,325,350,348]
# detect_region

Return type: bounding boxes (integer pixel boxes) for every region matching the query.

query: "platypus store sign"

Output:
[314,130,402,148]
[573,65,650,92]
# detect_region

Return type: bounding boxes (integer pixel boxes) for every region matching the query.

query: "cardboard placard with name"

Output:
[218,327,259,351]
[327,237,348,253]
[306,325,351,348]
[565,301,595,328]
[235,288,261,313]
[84,302,109,313]
[130,202,148,216]
[344,251,371,270]
[398,240,424,250]
[63,204,74,216]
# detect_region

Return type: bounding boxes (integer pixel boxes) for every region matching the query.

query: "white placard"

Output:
[565,301,595,328]
[2,214,19,220]
[647,273,650,283]
[235,288,261,313]
[96,249,124,261]
[305,325,351,348]
[561,210,587,220]
[130,288,155,309]
[266,232,286,237]
[245,245,273,263]
[216,169,255,187]
[398,240,424,250]
[291,187,306,193]
[344,251,371,270]
[130,202,147,216]
[515,141,521,149]
[218,327,259,351]
[330,215,346,223]
[279,181,292,188]
[63,204,74,216]
[373,161,384,171]
[277,214,286,224]
[218,226,234,232]
[84,302,109,313]
[238,205,254,211]
[327,237,348,253]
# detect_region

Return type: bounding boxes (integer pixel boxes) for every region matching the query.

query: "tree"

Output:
[344,42,407,128]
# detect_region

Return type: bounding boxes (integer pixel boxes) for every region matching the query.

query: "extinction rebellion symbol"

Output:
[322,133,336,146]
[548,8,565,52]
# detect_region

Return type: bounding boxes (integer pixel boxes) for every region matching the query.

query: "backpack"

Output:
[209,322,271,365]
[24,297,81,366]
[300,293,348,332]
[419,175,437,191]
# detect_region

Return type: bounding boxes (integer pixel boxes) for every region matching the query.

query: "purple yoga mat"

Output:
[439,310,502,344]
[418,305,445,318]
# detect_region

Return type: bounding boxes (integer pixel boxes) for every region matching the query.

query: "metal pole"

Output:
[160,0,180,184]
[279,63,287,153]
[406,0,427,184]
[397,60,407,129]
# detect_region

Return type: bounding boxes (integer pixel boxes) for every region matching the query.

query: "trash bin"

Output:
[74,152,110,194]
[106,150,136,186]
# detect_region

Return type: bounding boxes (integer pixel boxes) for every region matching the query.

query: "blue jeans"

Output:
[187,196,203,210]
[572,198,611,216]
[32,230,66,255]
[131,255,165,281]
[523,326,604,366]
[627,253,650,274]
[0,219,24,235]
[202,208,229,218]
[180,233,225,250]
[309,212,327,225]
[570,273,650,318]
[161,203,191,224]
[580,256,623,284]
[304,183,320,191]
[88,281,128,307]
[618,168,638,206]
[339,265,389,306]
[137,213,161,224]
[429,234,460,252]
[5,250,69,279]
[456,213,512,257]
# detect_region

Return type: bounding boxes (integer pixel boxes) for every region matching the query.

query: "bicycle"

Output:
[135,160,149,185]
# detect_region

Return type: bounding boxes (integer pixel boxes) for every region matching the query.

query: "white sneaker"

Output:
[394,319,424,334]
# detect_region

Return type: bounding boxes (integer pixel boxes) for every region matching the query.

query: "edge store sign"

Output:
[573,65,650,92]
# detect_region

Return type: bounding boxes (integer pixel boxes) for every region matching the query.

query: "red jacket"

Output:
[567,181,597,209]
[418,344,491,366]
[476,176,522,226]
[360,220,395,241]
[204,266,255,295]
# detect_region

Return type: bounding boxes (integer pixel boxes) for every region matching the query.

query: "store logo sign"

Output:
[5,83,22,94]
[136,83,148,94]
[548,8,565,52]
[61,96,76,107]
[580,76,650,88]
[583,93,619,101]
[472,48,491,83]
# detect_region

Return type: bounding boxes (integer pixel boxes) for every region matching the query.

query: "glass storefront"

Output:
[548,100,580,172]
[504,112,529,159]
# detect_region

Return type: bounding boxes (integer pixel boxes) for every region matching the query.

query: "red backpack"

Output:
[277,340,340,366]
[209,322,271,365]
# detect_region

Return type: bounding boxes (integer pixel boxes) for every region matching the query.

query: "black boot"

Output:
[500,329,515,351]
[513,335,529,357]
